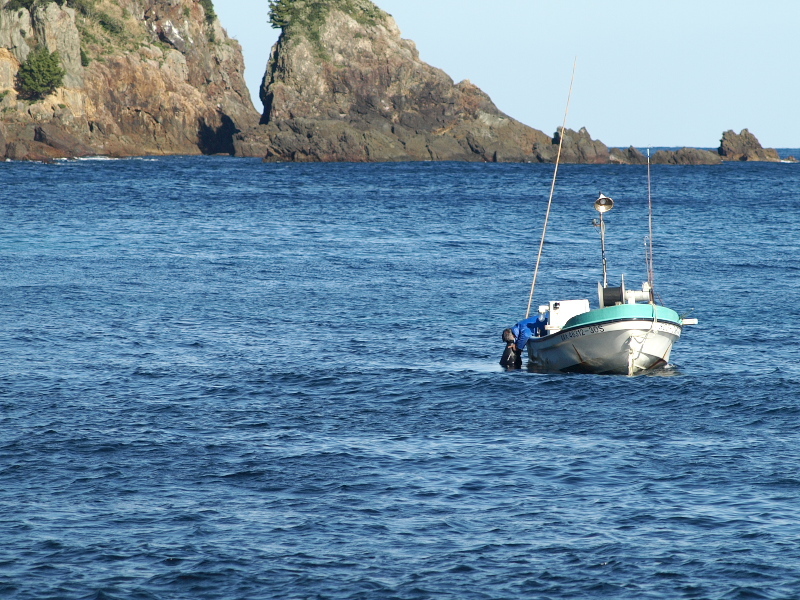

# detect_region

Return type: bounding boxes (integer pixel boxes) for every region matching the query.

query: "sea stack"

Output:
[718,129,780,162]
[233,0,592,163]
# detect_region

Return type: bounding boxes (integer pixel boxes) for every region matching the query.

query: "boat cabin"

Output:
[544,278,654,334]
[545,299,590,334]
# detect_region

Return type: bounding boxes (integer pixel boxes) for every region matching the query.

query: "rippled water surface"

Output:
[1,156,800,599]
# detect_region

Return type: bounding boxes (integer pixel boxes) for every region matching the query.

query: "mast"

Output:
[525,58,577,319]
[646,149,655,302]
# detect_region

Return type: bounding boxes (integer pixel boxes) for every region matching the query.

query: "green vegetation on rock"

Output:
[268,0,388,60]
[268,0,387,32]
[16,46,65,99]
[3,0,125,39]
[97,12,123,34]
[62,1,147,62]
[4,0,88,11]
[4,0,36,9]
[198,0,216,26]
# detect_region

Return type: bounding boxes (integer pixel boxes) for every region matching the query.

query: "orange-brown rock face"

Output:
[234,0,558,162]
[0,0,259,160]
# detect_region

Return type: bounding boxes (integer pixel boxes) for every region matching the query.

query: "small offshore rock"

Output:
[718,129,780,162]
[651,147,722,165]
[609,146,648,165]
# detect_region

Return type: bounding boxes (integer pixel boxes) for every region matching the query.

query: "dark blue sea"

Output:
[2,156,800,600]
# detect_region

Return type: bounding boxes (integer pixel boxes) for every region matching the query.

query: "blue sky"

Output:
[215,0,798,148]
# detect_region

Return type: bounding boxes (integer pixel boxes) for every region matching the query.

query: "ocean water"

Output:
[1,156,799,599]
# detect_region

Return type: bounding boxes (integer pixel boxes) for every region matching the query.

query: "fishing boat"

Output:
[503,188,698,376]
[501,63,696,375]
[510,188,697,376]
[527,298,685,375]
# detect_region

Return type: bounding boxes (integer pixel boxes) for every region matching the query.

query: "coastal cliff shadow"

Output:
[198,114,237,155]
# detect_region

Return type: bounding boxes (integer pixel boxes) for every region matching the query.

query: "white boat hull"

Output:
[526,318,682,376]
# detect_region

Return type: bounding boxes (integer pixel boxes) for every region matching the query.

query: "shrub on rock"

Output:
[16,46,65,100]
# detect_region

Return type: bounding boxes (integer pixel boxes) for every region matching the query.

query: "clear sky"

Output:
[214,0,799,148]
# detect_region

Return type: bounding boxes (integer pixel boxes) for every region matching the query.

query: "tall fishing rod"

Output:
[525,58,577,318]
[645,148,655,302]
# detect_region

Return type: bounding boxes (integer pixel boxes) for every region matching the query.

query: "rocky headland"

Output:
[0,0,259,160]
[232,0,784,165]
[232,0,643,163]
[0,0,788,163]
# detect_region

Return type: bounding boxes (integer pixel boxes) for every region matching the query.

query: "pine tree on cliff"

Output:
[16,47,65,100]
[268,0,387,31]
[267,0,293,28]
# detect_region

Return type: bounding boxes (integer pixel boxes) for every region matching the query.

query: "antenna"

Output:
[646,148,655,302]
[525,57,577,318]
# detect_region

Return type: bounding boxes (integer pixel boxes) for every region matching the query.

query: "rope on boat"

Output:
[525,58,577,319]
[628,306,661,375]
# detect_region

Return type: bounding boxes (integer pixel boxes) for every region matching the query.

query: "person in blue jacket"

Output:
[500,307,548,369]
[530,306,549,339]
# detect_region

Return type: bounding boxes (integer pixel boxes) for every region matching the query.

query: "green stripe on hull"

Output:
[563,304,681,330]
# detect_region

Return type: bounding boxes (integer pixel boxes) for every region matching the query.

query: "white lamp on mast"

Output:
[594,193,613,287]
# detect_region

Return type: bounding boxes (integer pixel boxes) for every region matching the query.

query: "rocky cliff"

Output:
[0,0,259,160]
[234,0,786,165]
[233,0,602,163]
[1,0,786,165]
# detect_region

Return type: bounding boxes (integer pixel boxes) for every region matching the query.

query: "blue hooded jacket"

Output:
[512,315,547,349]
